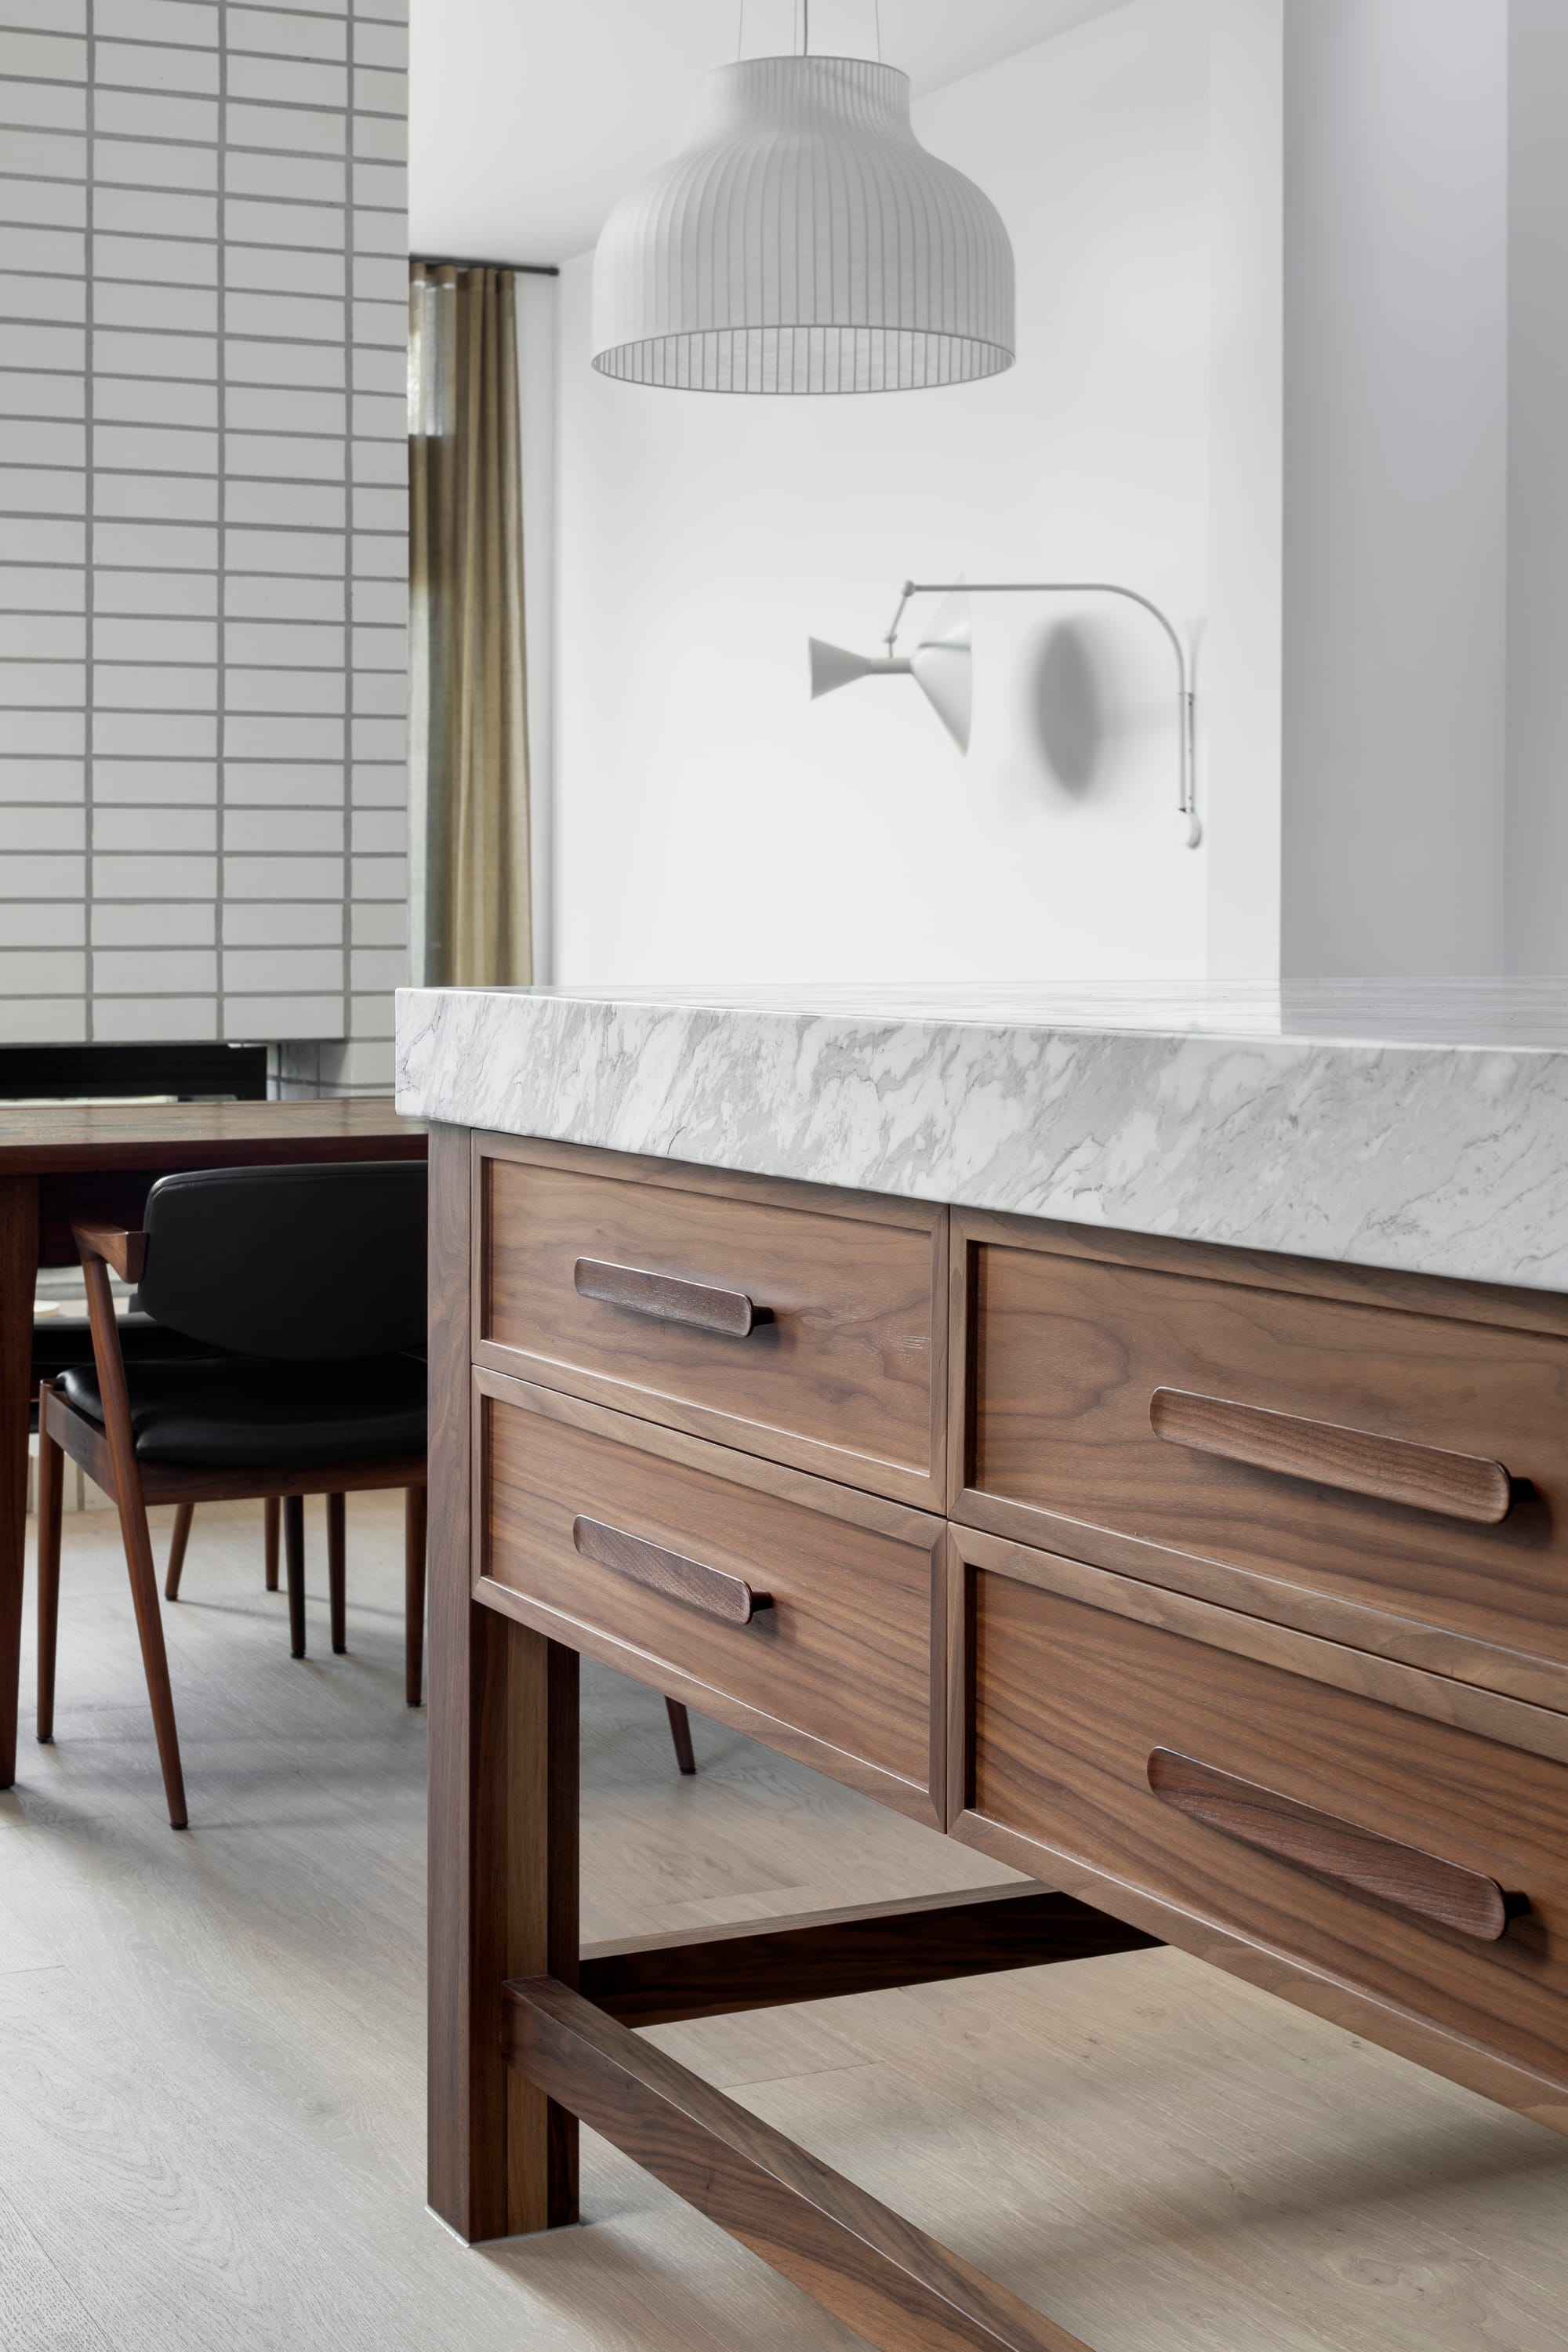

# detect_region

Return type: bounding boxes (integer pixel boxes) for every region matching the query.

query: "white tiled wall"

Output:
[0,0,408,1091]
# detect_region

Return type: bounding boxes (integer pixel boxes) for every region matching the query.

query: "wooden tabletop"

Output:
[0,1097,426,1175]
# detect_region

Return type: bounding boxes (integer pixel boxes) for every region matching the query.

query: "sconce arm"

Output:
[892,579,1200,848]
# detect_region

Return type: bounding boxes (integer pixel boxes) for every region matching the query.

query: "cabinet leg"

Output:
[426,1120,579,2242]
[433,1611,579,2239]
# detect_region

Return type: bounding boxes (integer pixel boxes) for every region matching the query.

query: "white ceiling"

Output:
[408,0,1134,266]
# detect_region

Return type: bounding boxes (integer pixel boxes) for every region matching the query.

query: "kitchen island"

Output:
[399,982,1568,2352]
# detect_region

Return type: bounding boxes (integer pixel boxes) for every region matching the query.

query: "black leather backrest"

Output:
[137,1161,426,1361]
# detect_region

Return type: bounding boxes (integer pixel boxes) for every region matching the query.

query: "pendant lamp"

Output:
[592,52,1015,394]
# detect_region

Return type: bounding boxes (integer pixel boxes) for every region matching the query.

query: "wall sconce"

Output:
[809,579,1201,847]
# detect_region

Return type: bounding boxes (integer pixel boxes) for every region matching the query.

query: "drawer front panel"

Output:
[966,1239,1568,1675]
[482,1381,938,1798]
[481,1149,943,1505]
[964,1546,1568,2091]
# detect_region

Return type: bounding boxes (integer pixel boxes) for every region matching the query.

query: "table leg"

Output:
[0,1174,39,1790]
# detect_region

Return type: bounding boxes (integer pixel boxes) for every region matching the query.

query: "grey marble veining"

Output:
[396,982,1568,1293]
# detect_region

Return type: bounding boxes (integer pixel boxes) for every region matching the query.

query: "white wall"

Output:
[550,1,1217,986]
[1279,0,1509,978]
[1204,0,1283,978]
[1504,0,1568,975]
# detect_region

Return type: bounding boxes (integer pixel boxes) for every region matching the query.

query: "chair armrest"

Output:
[73,1221,147,1283]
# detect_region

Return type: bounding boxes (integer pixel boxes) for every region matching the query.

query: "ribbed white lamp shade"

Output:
[592,56,1015,394]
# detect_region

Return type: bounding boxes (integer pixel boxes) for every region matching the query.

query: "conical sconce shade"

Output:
[808,638,910,699]
[909,592,971,752]
[808,592,972,750]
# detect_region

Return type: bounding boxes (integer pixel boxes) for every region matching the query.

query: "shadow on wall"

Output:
[1029,621,1109,795]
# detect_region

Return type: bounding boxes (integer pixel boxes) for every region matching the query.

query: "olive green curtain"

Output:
[408,262,531,987]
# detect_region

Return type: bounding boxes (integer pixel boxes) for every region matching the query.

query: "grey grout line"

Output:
[343,0,354,1046]
[82,0,95,1040]
[216,0,228,1009]
[1,14,408,1048]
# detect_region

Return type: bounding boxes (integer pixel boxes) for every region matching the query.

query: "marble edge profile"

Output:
[394,986,1568,1294]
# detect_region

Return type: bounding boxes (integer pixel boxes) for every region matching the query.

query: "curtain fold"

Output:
[408,262,531,987]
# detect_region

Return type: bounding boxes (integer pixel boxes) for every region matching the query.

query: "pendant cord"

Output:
[803,0,808,54]
[737,0,743,60]
[874,0,881,60]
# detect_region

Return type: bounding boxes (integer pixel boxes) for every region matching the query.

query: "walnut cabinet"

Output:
[430,1129,1568,2351]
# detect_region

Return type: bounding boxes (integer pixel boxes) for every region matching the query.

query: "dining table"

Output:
[0,1097,426,1791]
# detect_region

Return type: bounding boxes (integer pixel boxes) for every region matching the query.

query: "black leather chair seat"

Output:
[32,1312,223,1433]
[60,1351,427,1468]
[34,1310,220,1381]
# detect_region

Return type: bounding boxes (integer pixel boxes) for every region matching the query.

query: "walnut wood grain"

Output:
[81,1250,188,1828]
[663,1695,696,1774]
[326,1490,347,1655]
[579,1885,1159,2027]
[502,1976,1093,2352]
[573,1255,771,1337]
[958,1228,1568,1686]
[477,1141,947,1511]
[33,1380,62,1744]
[1146,1748,1525,1941]
[1149,1388,1513,1524]
[162,1499,194,1603]
[40,1385,425,1512]
[283,1492,306,1660]
[71,1220,147,1284]
[405,1483,427,1708]
[950,1530,1568,2103]
[572,1514,770,1624]
[427,1124,580,2243]
[953,1201,1568,1342]
[0,1095,424,1176]
[2,1105,426,1804]
[0,1172,35,1788]
[477,1565,944,1829]
[482,1373,942,1803]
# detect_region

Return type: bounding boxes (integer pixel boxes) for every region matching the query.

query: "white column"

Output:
[1279,0,1509,978]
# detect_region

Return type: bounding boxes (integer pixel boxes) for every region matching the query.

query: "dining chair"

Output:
[34,1161,429,1828]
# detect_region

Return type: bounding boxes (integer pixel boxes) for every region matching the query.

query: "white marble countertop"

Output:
[396,982,1568,1293]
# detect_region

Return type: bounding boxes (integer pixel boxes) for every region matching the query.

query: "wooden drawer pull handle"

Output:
[1149,1386,1512,1525]
[572,1515,772,1626]
[574,1257,772,1339]
[1147,1748,1526,1941]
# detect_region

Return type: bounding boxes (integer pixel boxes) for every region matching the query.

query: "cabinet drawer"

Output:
[950,1530,1568,2120]
[478,1372,943,1820]
[960,1225,1568,1700]
[477,1140,946,1509]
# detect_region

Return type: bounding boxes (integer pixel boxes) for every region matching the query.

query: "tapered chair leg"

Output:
[665,1697,697,1775]
[35,1381,64,1744]
[118,1496,189,1830]
[284,1494,307,1659]
[263,1494,280,1592]
[164,1501,194,1602]
[326,1490,347,1654]
[405,1483,426,1708]
[77,1250,189,1828]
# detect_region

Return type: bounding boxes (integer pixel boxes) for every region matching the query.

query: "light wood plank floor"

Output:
[3,1494,1566,2351]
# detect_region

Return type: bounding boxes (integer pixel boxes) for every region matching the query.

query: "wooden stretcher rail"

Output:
[502,1976,1094,2352]
[579,1885,1160,2027]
